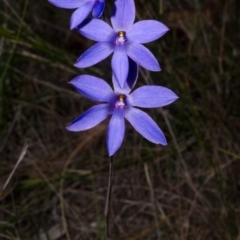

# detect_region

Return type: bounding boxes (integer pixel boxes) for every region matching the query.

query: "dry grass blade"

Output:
[1,143,28,195]
[144,163,161,240]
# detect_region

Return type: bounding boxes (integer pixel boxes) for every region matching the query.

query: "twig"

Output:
[104,155,114,240]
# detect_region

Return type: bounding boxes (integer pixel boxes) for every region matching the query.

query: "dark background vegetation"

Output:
[1,0,240,239]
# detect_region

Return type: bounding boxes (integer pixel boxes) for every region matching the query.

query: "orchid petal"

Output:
[125,108,167,145]
[66,104,110,131]
[124,58,138,92]
[126,43,160,71]
[75,42,114,68]
[127,20,169,44]
[77,19,115,42]
[107,108,125,156]
[111,0,135,31]
[70,75,114,102]
[130,86,178,108]
[112,75,121,93]
[112,57,138,94]
[112,46,128,88]
[92,1,105,18]
[49,0,86,9]
[70,1,95,29]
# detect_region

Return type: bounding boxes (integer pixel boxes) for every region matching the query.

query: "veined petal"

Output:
[125,108,167,145]
[70,75,114,102]
[107,108,125,156]
[66,104,110,132]
[77,19,115,42]
[70,1,94,29]
[75,42,114,68]
[127,20,169,44]
[49,0,86,9]
[112,46,128,88]
[130,86,178,108]
[92,1,105,18]
[112,57,138,94]
[126,43,160,71]
[111,0,135,31]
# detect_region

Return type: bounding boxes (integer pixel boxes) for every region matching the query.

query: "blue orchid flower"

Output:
[67,60,178,156]
[74,0,169,87]
[48,0,105,29]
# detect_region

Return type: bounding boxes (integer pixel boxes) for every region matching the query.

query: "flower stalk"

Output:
[105,155,114,240]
